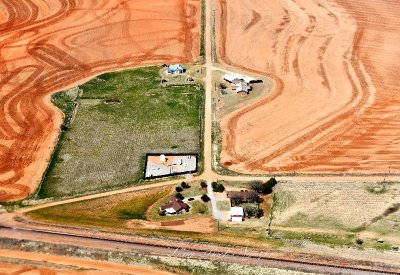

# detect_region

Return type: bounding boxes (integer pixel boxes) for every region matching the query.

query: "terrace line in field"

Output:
[144,154,198,179]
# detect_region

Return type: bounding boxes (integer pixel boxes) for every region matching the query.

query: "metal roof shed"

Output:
[230,207,244,222]
[167,64,185,74]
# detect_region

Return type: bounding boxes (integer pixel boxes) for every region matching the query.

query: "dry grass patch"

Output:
[272,181,400,231]
[268,181,400,250]
[28,187,171,229]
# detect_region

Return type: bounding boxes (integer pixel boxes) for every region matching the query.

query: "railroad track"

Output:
[0,225,398,275]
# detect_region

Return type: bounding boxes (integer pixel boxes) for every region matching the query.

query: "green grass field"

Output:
[38,67,204,199]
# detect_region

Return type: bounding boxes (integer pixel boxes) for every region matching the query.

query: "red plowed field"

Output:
[217,0,400,174]
[0,0,200,202]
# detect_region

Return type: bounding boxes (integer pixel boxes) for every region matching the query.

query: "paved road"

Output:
[207,180,222,220]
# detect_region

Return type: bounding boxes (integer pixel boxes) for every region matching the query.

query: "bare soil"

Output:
[216,0,400,174]
[0,0,200,202]
[127,217,215,233]
[0,249,175,275]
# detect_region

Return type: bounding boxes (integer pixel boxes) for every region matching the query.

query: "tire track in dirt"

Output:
[0,0,200,202]
[217,0,382,174]
[244,10,261,31]
[272,0,400,173]
[246,27,373,172]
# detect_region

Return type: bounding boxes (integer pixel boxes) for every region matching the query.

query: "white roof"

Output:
[223,73,256,84]
[169,64,184,69]
[164,207,176,214]
[160,154,166,162]
[230,207,244,216]
[223,74,237,82]
[235,81,251,92]
[232,216,243,222]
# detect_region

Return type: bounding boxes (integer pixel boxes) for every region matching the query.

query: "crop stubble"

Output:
[0,0,200,202]
[217,0,400,174]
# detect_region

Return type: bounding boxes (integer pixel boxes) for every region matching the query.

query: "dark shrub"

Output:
[219,82,227,89]
[181,181,190,189]
[175,186,183,192]
[175,193,184,200]
[261,178,278,194]
[158,209,166,216]
[249,181,263,193]
[243,204,257,217]
[200,181,207,188]
[211,182,225,192]
[201,194,210,202]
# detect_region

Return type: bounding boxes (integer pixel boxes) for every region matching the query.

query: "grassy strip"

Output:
[274,230,355,247]
[211,7,217,62]
[199,0,205,58]
[30,89,79,201]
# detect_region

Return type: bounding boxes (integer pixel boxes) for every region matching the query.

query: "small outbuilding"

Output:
[230,206,244,222]
[167,64,185,74]
[160,154,167,163]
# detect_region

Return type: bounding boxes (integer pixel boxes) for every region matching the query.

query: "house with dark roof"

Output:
[227,190,259,204]
[160,197,190,214]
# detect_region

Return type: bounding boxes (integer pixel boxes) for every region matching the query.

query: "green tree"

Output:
[175,193,184,200]
[201,194,210,202]
[249,181,263,193]
[181,181,190,189]
[261,177,278,194]
[212,182,225,192]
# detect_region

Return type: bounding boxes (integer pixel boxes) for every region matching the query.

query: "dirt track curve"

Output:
[0,0,200,202]
[217,0,400,174]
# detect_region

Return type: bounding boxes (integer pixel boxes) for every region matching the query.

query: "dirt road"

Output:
[0,0,200,202]
[203,0,213,177]
[216,0,400,174]
[0,249,174,275]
